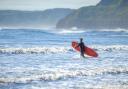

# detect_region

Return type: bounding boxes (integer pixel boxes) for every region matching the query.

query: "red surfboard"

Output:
[72,41,98,57]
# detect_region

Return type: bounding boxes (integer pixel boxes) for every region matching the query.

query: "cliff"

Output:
[56,0,128,29]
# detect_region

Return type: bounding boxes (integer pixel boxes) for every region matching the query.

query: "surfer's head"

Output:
[80,38,83,42]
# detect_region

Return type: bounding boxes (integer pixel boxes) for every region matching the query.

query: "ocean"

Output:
[0,28,128,89]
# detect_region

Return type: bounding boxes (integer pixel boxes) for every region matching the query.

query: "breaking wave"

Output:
[97,28,128,32]
[92,45,128,51]
[0,66,127,84]
[0,45,128,54]
[57,30,85,34]
[56,28,128,34]
[0,47,72,54]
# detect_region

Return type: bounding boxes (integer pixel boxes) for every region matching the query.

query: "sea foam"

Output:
[0,45,128,54]
[0,66,127,84]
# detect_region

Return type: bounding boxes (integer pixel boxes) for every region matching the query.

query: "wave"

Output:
[0,27,128,33]
[97,28,128,32]
[0,66,127,84]
[92,45,128,52]
[57,30,85,34]
[57,28,128,34]
[0,26,53,30]
[30,85,128,89]
[0,45,128,54]
[0,47,73,54]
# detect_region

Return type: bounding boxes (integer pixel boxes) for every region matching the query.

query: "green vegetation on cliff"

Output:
[56,0,128,29]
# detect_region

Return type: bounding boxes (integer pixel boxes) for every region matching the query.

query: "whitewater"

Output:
[0,28,128,89]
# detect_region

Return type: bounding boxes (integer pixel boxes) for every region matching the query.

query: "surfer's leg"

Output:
[81,54,85,58]
[80,51,85,58]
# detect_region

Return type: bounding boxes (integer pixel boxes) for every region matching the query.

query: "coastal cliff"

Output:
[56,0,128,29]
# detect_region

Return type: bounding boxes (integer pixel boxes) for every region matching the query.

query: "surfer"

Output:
[72,38,98,58]
[75,38,85,58]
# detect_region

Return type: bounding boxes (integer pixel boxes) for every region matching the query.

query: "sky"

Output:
[0,0,101,10]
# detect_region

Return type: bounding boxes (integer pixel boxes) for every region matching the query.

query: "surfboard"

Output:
[72,41,98,57]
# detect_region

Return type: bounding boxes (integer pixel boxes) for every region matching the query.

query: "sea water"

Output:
[0,28,128,89]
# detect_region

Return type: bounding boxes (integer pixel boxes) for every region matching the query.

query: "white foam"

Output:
[0,66,127,83]
[58,30,85,34]
[0,45,128,54]
[57,28,85,34]
[100,85,128,89]
[92,45,128,51]
[97,28,128,33]
[0,46,73,54]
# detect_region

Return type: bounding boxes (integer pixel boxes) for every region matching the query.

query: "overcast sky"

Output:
[0,0,101,10]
